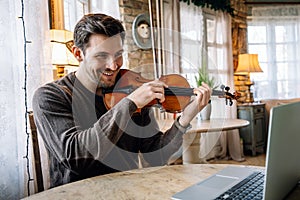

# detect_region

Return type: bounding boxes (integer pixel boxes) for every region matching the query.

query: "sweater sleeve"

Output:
[127,108,189,167]
[141,118,186,166]
[32,83,138,172]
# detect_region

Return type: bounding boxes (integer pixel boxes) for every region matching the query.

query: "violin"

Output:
[102,69,240,113]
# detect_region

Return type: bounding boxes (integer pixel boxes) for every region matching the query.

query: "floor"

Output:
[170,152,266,167]
[207,153,266,167]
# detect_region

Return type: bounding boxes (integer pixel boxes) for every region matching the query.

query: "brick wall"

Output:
[119,0,156,79]
[231,0,249,103]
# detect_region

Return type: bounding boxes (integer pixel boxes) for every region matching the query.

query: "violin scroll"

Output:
[216,85,240,106]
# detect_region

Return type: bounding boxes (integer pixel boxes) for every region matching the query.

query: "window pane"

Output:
[248,45,267,62]
[248,26,266,43]
[276,44,294,62]
[207,46,217,69]
[277,62,289,80]
[216,21,223,44]
[216,48,225,70]
[64,0,88,31]
[207,18,215,43]
[277,80,289,98]
[254,62,268,79]
[181,39,201,71]
[64,0,71,30]
[76,2,84,18]
[275,25,294,43]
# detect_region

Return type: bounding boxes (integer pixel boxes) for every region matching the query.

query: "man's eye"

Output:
[95,53,109,59]
[115,52,123,58]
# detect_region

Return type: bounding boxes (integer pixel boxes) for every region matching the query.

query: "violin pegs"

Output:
[225,86,230,92]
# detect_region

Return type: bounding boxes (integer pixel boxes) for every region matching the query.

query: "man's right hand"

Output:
[127,80,168,109]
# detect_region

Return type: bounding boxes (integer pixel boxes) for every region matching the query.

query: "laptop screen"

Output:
[263,101,300,200]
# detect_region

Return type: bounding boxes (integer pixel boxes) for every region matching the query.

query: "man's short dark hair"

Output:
[74,13,125,54]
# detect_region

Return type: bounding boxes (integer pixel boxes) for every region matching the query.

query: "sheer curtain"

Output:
[162,0,181,74]
[0,0,52,199]
[176,3,243,162]
[179,2,203,79]
[90,0,120,19]
[248,5,300,100]
[200,11,244,162]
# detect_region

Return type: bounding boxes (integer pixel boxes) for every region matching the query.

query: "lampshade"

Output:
[50,29,79,66]
[235,54,263,73]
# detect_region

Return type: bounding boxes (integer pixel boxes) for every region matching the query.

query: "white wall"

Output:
[0,0,52,198]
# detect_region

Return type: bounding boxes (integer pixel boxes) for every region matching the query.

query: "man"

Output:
[32,13,211,188]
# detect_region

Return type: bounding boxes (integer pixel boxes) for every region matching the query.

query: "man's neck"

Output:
[75,69,99,95]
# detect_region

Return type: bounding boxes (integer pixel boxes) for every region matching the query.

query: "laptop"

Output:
[172,101,300,200]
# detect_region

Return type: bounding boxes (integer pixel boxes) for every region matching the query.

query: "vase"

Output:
[200,103,211,120]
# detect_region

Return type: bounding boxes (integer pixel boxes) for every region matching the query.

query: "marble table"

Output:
[157,118,249,133]
[22,164,300,200]
[158,118,249,164]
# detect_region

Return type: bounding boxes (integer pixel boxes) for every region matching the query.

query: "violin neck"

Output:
[103,86,224,98]
[164,87,224,97]
[212,89,224,96]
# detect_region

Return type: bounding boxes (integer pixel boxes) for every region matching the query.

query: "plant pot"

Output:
[200,103,211,120]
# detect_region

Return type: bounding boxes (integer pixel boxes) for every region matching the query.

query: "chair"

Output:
[28,111,44,192]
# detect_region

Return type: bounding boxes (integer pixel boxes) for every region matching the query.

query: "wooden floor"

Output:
[207,153,266,167]
[170,153,266,167]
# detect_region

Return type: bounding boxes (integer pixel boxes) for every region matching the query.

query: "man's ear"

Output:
[72,46,83,62]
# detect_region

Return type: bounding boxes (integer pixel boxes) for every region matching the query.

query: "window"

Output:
[248,21,300,99]
[64,0,89,31]
[204,12,230,88]
[63,0,120,31]
[247,6,300,100]
[180,6,232,89]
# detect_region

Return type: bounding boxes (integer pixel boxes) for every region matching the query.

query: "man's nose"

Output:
[106,58,118,70]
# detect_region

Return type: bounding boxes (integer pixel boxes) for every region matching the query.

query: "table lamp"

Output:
[50,29,79,79]
[235,54,263,103]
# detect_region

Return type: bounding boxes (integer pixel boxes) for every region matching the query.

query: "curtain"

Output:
[179,1,203,78]
[162,2,243,163]
[162,0,181,74]
[0,0,52,198]
[248,5,300,99]
[200,11,244,162]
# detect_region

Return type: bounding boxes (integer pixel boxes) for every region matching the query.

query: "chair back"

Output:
[28,111,44,192]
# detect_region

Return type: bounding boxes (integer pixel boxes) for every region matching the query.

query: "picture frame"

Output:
[132,13,152,50]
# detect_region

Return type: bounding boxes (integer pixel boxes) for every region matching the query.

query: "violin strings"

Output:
[165,87,194,96]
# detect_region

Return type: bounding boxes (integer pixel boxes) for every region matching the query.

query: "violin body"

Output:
[103,69,240,113]
[103,69,192,113]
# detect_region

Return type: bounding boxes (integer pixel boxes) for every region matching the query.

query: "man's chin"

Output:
[98,80,115,89]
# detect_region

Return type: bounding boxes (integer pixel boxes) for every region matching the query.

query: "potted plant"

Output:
[195,67,218,90]
[194,67,219,120]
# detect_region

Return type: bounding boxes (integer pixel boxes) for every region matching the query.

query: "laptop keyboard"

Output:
[215,171,265,200]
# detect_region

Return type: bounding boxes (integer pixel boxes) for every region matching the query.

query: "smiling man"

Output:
[32,13,211,188]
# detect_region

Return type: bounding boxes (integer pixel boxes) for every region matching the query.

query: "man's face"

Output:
[81,34,123,88]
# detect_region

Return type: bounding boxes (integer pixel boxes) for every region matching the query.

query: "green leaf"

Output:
[195,67,219,89]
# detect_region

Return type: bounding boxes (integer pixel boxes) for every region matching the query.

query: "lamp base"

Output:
[53,65,65,80]
[245,91,254,103]
[56,66,65,77]
[245,78,254,103]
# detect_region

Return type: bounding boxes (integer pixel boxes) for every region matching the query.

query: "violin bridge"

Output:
[153,100,165,113]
